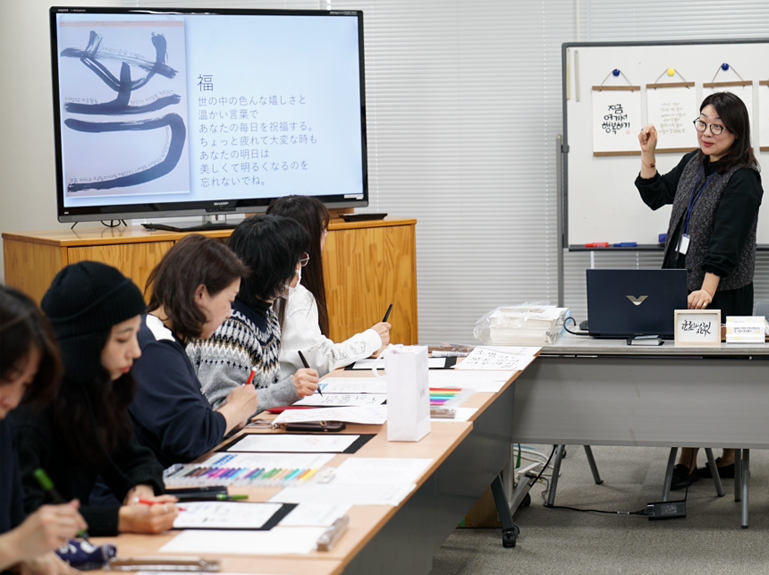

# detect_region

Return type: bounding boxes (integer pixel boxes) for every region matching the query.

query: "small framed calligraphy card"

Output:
[674,309,721,346]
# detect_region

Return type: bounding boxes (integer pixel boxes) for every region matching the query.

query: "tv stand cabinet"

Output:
[3,218,418,345]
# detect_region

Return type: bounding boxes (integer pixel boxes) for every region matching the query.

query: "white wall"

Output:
[2,0,768,343]
[0,0,120,281]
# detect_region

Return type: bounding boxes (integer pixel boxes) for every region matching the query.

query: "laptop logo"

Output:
[626,295,648,306]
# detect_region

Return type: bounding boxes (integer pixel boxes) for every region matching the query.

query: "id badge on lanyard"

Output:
[680,167,715,256]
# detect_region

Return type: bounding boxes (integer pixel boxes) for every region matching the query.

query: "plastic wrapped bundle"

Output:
[474,303,569,345]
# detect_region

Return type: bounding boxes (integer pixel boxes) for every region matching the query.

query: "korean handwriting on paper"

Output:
[681,320,712,336]
[602,104,629,134]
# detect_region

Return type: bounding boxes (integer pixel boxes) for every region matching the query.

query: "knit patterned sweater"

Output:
[187,299,299,413]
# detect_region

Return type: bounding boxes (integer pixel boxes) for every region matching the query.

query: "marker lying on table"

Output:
[136,498,187,511]
[297,350,322,396]
[383,303,393,323]
[33,468,90,542]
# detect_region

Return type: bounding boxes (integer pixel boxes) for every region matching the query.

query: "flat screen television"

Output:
[50,6,368,225]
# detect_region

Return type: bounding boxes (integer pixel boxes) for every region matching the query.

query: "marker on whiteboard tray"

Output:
[613,242,638,247]
[585,242,610,248]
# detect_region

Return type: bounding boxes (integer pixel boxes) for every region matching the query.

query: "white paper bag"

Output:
[373,345,431,442]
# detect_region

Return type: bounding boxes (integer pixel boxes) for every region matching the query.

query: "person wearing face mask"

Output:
[187,215,319,413]
[635,91,763,489]
[266,195,390,380]
[11,262,179,537]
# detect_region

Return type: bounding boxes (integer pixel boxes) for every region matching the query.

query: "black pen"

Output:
[33,468,90,542]
[297,350,322,396]
[383,303,393,323]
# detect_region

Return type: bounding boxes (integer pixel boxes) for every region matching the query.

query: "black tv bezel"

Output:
[50,6,368,223]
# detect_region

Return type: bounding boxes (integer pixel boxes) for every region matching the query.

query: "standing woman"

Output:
[266,196,390,379]
[12,263,179,536]
[636,91,763,488]
[188,215,319,411]
[1,285,86,574]
[129,234,258,468]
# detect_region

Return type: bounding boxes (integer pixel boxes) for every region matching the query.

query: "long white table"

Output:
[511,334,769,526]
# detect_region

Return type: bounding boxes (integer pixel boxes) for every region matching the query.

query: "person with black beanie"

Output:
[11,262,179,536]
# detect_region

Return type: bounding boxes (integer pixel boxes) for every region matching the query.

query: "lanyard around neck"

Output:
[683,165,716,235]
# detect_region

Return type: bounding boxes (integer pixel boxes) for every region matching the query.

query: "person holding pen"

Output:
[129,235,258,469]
[635,92,763,489]
[266,195,391,378]
[187,216,320,411]
[1,285,86,575]
[10,263,179,537]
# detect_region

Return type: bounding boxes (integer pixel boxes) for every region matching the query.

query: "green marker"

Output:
[33,469,90,541]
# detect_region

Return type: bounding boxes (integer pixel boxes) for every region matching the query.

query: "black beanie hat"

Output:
[41,261,146,383]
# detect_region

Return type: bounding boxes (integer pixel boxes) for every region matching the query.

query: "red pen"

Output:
[584,242,610,248]
[245,366,257,386]
[136,498,186,511]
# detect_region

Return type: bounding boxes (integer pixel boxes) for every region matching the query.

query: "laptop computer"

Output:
[586,269,688,338]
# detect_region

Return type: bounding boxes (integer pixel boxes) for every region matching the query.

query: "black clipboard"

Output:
[218,433,375,454]
[344,356,457,370]
[172,501,297,531]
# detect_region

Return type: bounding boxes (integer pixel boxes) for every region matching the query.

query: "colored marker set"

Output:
[429,388,472,407]
[164,462,333,487]
[164,453,336,488]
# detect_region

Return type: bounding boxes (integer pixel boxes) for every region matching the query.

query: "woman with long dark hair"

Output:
[1,285,86,574]
[267,196,390,378]
[636,91,763,488]
[11,263,179,537]
[129,234,257,468]
[188,216,319,410]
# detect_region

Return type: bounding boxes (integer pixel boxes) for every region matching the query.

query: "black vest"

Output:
[664,154,758,292]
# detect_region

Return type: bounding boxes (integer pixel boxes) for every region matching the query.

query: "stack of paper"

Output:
[478,305,569,345]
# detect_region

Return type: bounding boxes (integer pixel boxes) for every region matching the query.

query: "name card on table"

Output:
[674,309,721,346]
[725,316,766,344]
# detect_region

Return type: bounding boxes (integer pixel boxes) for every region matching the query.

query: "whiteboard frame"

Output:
[561,39,769,251]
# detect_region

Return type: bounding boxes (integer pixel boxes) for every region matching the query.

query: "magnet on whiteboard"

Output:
[667,68,675,76]
[721,62,729,71]
[612,69,620,77]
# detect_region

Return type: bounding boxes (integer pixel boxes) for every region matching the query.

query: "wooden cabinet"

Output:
[3,218,418,345]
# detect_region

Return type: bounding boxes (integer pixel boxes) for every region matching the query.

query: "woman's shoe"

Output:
[670,464,699,490]
[699,458,735,479]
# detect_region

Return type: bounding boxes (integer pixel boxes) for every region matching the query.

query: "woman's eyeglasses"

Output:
[693,119,726,136]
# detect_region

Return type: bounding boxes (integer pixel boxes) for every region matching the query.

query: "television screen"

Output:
[50,7,367,223]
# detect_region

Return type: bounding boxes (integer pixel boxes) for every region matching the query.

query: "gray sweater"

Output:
[187,299,299,413]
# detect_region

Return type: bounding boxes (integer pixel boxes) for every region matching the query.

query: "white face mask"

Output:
[281,267,301,298]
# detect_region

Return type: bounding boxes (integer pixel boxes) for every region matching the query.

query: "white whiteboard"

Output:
[563,40,769,248]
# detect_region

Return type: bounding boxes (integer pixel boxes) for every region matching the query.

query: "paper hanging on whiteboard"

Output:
[646,84,698,152]
[759,81,769,151]
[592,88,642,155]
[702,81,753,128]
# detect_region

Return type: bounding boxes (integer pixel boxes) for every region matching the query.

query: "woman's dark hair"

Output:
[700,92,759,174]
[146,234,249,344]
[267,196,331,335]
[0,285,61,407]
[228,215,310,308]
[54,330,137,464]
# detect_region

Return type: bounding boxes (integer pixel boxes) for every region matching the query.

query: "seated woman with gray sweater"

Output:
[187,215,320,411]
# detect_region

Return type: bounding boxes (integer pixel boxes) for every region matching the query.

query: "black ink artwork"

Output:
[61,30,186,193]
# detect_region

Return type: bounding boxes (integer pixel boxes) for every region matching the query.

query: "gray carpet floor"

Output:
[430,446,769,574]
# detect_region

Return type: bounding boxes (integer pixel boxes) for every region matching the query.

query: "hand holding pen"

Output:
[32,469,90,542]
[371,303,393,356]
[295,350,321,397]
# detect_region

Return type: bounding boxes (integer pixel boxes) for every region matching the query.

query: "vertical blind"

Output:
[129,0,769,341]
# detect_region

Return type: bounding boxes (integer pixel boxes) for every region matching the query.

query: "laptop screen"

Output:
[586,269,688,338]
